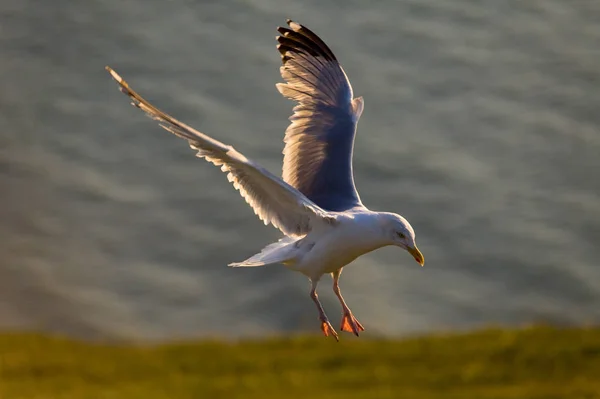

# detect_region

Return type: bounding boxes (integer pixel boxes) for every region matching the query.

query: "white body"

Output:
[235,210,391,279]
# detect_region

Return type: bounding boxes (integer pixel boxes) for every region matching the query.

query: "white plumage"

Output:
[107,19,424,341]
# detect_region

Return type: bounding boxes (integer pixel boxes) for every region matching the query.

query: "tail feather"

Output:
[229,237,299,267]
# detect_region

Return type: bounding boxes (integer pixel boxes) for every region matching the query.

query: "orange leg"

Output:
[333,270,365,336]
[310,279,339,341]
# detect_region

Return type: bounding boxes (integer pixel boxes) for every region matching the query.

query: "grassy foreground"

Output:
[1,326,599,399]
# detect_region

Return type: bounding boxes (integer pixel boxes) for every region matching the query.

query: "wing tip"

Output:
[286,19,301,31]
[106,65,134,99]
[105,65,123,84]
[276,19,337,63]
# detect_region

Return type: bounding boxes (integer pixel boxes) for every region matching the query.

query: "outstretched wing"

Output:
[276,19,365,212]
[106,66,333,237]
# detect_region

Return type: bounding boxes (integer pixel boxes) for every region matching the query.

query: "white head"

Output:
[379,212,424,266]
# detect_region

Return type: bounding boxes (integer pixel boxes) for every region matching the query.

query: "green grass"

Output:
[1,326,599,399]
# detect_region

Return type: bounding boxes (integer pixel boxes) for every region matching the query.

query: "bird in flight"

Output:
[106,19,424,341]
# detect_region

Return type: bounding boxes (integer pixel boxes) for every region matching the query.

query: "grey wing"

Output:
[276,19,365,212]
[107,67,331,237]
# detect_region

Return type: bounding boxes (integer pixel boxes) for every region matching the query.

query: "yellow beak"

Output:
[407,245,425,266]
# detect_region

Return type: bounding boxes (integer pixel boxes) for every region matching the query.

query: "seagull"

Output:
[106,19,424,341]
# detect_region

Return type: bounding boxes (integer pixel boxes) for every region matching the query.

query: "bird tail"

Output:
[229,236,300,267]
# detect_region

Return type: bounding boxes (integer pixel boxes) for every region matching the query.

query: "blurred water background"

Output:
[1,0,599,341]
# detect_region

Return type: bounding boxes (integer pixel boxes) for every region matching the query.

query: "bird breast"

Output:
[296,213,388,276]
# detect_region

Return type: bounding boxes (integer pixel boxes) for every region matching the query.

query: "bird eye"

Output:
[397,232,406,239]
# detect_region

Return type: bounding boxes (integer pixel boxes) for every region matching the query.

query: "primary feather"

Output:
[106,67,333,237]
[277,20,365,212]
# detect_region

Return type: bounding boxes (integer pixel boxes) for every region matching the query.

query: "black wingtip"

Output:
[276,19,337,63]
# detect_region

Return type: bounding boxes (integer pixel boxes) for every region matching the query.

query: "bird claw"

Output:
[320,319,339,341]
[341,312,364,336]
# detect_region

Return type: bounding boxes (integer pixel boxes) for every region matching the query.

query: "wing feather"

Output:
[276,20,364,212]
[106,66,332,237]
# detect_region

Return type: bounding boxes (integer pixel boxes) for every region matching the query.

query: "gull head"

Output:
[379,212,424,266]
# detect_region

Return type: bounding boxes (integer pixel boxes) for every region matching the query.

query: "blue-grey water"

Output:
[1,0,599,341]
